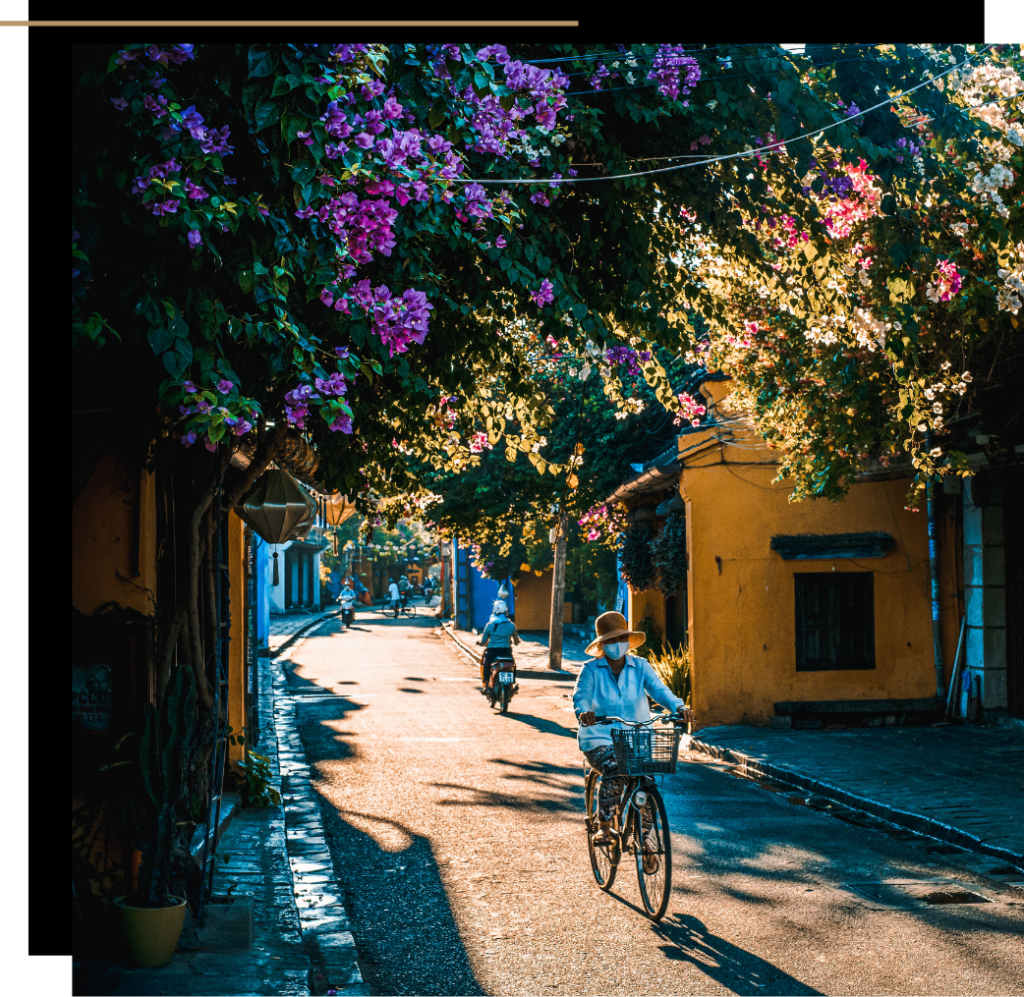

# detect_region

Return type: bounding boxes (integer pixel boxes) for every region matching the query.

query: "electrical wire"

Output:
[454,46,990,185]
[507,43,887,66]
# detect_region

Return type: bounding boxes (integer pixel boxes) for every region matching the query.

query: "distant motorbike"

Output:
[486,652,518,714]
[339,595,356,628]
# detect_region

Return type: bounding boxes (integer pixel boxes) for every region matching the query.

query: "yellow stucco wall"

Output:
[227,511,246,765]
[628,585,666,649]
[72,451,157,617]
[681,447,960,728]
[512,569,572,630]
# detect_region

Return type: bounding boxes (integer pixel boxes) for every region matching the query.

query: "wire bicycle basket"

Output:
[610,724,682,775]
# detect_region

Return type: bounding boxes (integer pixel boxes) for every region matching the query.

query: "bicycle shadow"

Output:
[647,912,824,995]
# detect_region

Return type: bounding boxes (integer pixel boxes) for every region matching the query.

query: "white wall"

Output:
[267,541,291,615]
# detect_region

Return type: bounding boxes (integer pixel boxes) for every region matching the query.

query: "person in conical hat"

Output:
[573,611,694,846]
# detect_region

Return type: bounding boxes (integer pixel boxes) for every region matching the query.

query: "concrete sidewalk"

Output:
[106,653,312,996]
[270,608,341,655]
[690,723,1024,867]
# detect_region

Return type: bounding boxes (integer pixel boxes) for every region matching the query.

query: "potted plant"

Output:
[114,665,197,968]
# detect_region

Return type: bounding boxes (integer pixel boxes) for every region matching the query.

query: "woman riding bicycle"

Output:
[574,612,694,845]
[476,599,520,694]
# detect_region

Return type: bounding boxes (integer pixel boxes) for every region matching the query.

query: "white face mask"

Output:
[603,640,629,661]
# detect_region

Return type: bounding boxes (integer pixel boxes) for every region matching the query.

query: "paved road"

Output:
[280,613,1023,997]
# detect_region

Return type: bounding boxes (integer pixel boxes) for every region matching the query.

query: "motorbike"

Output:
[339,596,356,628]
[486,652,518,714]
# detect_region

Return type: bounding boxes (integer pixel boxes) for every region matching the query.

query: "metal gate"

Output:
[455,541,470,630]
[1004,464,1024,717]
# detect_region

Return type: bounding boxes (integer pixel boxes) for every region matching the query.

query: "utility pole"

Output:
[548,511,569,671]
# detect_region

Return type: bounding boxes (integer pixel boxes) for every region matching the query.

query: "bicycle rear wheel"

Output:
[634,784,672,920]
[584,770,619,890]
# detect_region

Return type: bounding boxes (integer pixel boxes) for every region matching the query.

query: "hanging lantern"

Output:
[234,468,318,544]
[324,493,357,527]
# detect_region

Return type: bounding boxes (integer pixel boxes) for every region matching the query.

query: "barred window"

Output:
[794,573,875,671]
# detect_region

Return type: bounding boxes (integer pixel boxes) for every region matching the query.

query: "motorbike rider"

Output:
[398,574,411,609]
[388,577,401,614]
[477,599,520,693]
[339,581,356,626]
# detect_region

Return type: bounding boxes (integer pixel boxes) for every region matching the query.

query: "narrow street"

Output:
[280,613,1023,997]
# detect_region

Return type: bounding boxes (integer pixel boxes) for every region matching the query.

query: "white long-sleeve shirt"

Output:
[572,654,685,751]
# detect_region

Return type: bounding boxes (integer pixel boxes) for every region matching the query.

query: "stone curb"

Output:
[189,792,241,862]
[269,625,367,996]
[271,609,342,658]
[688,736,1024,868]
[440,622,579,680]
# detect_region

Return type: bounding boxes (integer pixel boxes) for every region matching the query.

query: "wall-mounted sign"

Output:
[72,662,112,730]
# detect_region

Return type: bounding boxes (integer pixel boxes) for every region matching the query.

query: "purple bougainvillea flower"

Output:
[72,229,80,242]
[531,278,554,307]
[354,132,375,150]
[216,379,233,393]
[328,414,353,434]
[223,175,237,185]
[182,431,197,447]
[182,380,198,394]
[204,436,217,452]
[184,177,210,200]
[110,97,129,110]
[180,104,206,139]
[320,288,335,307]
[296,130,315,146]
[335,346,350,359]
[188,229,202,248]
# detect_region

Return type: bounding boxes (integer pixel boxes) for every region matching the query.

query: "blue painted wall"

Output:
[255,536,270,653]
[452,537,514,632]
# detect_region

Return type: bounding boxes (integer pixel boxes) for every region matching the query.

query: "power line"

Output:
[455,46,989,186]
[615,87,1024,163]
[508,43,889,66]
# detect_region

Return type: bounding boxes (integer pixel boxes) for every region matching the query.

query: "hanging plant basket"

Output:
[650,511,687,596]
[620,522,658,592]
[233,468,318,544]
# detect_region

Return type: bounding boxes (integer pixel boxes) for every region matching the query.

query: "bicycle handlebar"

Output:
[591,713,687,727]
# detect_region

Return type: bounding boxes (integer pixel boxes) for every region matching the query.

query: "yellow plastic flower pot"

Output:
[114,895,188,968]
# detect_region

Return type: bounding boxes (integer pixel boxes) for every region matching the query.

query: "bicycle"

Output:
[388,596,417,618]
[583,714,685,921]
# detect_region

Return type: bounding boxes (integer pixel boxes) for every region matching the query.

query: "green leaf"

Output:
[238,270,255,294]
[254,99,280,132]
[147,325,174,355]
[427,98,447,130]
[247,46,277,79]
[281,111,308,145]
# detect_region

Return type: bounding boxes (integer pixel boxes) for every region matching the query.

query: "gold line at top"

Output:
[2,20,580,26]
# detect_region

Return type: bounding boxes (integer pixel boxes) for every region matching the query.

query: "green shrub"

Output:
[647,643,691,707]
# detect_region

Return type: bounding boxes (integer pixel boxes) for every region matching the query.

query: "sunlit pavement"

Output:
[276,610,1024,997]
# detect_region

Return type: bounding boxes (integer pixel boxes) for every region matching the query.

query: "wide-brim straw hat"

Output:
[585,611,646,658]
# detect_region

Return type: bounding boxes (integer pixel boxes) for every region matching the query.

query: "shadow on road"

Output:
[431,758,583,817]
[497,711,578,739]
[651,912,825,996]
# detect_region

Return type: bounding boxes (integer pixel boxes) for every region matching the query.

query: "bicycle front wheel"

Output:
[634,785,672,920]
[584,770,619,891]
